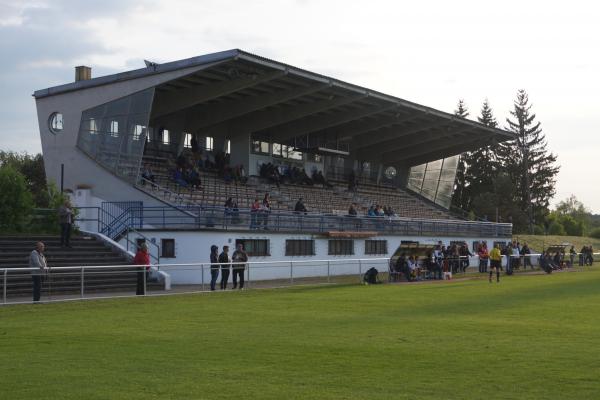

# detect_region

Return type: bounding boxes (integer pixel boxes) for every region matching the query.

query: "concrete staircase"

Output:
[0,235,156,299]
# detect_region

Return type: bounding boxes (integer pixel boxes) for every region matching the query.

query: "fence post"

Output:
[80,267,84,298]
[247,263,250,288]
[143,265,147,296]
[201,264,205,291]
[358,259,362,281]
[290,261,294,284]
[327,261,330,283]
[3,269,7,304]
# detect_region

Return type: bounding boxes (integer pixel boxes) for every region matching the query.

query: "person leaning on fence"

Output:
[30,241,48,302]
[489,244,502,283]
[133,243,150,295]
[219,245,231,290]
[231,243,248,290]
[209,245,220,291]
[58,199,73,248]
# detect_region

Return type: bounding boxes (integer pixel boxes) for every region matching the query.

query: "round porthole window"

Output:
[384,166,397,179]
[48,112,64,134]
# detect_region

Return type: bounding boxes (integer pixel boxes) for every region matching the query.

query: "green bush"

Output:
[548,221,566,236]
[590,228,600,239]
[0,165,34,232]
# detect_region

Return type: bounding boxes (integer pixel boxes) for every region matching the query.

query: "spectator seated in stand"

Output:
[294,198,307,213]
[347,203,358,216]
[187,167,202,189]
[173,167,188,187]
[141,164,156,186]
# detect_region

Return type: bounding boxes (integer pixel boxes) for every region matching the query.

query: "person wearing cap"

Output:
[30,241,48,302]
[134,242,150,295]
[209,245,220,291]
[218,245,231,290]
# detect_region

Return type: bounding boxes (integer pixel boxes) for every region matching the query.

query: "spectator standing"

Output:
[250,198,260,230]
[261,193,271,229]
[521,243,532,269]
[231,243,248,290]
[133,242,150,295]
[209,245,219,291]
[30,241,48,302]
[219,245,231,290]
[58,199,73,248]
[478,242,489,273]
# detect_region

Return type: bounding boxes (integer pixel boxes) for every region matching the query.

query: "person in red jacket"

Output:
[478,242,489,273]
[134,242,150,295]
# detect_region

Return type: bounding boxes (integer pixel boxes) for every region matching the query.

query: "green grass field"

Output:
[2,270,600,399]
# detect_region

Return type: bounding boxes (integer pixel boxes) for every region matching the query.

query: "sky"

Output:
[1,0,599,211]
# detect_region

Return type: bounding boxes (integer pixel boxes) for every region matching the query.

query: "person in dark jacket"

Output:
[219,245,231,290]
[231,243,248,289]
[209,245,219,291]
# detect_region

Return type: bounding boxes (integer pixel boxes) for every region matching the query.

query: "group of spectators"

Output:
[259,162,332,188]
[209,243,248,291]
[391,243,476,282]
[250,193,272,230]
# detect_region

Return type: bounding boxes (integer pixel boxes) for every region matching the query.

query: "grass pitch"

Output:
[1,270,600,399]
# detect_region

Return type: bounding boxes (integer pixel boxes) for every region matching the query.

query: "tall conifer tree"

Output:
[498,90,559,232]
[451,99,470,210]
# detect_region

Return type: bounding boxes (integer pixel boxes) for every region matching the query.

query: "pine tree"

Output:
[498,89,560,233]
[466,100,501,218]
[451,99,470,210]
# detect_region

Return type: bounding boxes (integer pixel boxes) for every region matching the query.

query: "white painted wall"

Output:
[122,230,510,284]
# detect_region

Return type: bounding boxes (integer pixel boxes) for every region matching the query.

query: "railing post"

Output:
[247,264,251,288]
[358,259,362,281]
[327,261,330,283]
[201,264,205,291]
[143,265,147,296]
[80,267,84,298]
[3,269,7,304]
[290,261,294,284]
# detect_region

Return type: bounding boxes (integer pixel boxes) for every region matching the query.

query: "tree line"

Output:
[0,151,67,233]
[451,89,600,237]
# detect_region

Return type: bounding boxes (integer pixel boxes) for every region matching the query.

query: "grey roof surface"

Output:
[34,49,515,165]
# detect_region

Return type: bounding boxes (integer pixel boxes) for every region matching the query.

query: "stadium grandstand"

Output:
[31,48,515,286]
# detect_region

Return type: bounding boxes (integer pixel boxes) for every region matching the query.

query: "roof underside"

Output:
[35,49,515,167]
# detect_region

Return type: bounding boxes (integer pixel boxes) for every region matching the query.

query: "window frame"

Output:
[161,238,175,258]
[285,239,316,256]
[328,239,354,256]
[235,239,270,257]
[364,240,388,255]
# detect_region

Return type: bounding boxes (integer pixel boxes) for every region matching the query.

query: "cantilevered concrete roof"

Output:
[34,49,514,167]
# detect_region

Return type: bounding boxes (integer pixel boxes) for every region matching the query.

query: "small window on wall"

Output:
[286,240,315,256]
[307,153,322,162]
[328,239,354,256]
[161,239,175,258]
[236,239,270,257]
[184,133,192,148]
[252,140,269,155]
[206,136,214,151]
[493,241,508,251]
[88,118,99,135]
[162,129,170,144]
[48,112,64,134]
[133,124,145,141]
[109,120,119,137]
[365,240,387,255]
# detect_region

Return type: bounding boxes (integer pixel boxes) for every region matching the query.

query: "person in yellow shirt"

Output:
[489,244,502,283]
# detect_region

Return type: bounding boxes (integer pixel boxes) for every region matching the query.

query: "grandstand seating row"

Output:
[139,153,457,220]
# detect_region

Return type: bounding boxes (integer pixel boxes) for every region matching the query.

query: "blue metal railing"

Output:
[79,205,512,238]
